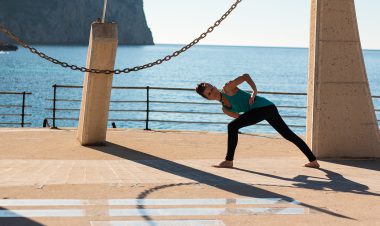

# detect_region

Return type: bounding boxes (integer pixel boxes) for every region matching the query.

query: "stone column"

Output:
[77,22,118,146]
[307,0,380,158]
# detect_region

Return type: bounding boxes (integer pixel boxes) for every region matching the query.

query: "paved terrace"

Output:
[0,128,379,226]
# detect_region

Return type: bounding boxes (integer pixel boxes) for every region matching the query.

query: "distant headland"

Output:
[0,0,154,45]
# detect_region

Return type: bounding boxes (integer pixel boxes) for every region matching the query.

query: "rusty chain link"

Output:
[0,0,242,75]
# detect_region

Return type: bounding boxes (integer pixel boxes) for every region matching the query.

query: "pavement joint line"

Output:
[0,129,63,132]
[0,209,84,217]
[39,161,65,186]
[2,159,347,186]
[0,198,301,206]
[90,220,226,226]
[0,207,309,218]
[109,207,309,216]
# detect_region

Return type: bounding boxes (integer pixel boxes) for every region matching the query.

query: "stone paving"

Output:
[0,128,379,226]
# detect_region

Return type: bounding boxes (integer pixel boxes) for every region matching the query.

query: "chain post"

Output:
[21,92,26,127]
[145,86,151,130]
[52,84,57,129]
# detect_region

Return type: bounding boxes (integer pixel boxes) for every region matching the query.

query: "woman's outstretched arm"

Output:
[223,74,257,94]
[242,74,258,104]
[242,73,257,96]
[223,73,257,104]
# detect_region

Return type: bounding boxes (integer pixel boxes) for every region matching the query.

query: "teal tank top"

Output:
[222,88,274,113]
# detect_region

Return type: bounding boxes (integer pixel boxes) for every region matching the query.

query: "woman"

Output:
[195,73,320,168]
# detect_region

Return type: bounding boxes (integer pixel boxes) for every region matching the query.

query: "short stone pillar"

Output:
[306,0,380,158]
[77,22,118,146]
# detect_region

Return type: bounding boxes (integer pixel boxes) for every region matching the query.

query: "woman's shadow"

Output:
[233,167,380,197]
[87,142,356,220]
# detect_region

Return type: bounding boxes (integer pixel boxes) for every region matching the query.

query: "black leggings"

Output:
[226,105,317,162]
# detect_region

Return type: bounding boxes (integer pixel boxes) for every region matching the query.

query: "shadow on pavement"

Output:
[0,207,43,226]
[136,182,199,222]
[88,141,356,220]
[323,159,380,172]
[232,167,380,197]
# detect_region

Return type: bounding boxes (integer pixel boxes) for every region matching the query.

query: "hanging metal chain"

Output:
[0,0,242,75]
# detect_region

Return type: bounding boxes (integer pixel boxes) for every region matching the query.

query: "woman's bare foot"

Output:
[304,160,320,168]
[213,160,233,168]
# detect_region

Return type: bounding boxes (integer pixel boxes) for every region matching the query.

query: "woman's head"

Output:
[195,82,220,101]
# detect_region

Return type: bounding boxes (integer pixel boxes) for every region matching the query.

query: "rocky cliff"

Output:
[0,0,154,45]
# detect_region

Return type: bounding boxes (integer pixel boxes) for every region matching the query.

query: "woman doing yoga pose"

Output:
[195,73,320,169]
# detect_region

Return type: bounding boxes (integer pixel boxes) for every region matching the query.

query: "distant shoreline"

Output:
[7,43,379,51]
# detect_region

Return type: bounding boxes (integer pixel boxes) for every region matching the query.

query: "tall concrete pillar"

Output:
[77,22,118,146]
[307,0,380,158]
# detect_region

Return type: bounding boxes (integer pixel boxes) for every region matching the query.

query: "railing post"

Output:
[145,86,150,130]
[52,84,57,129]
[21,92,25,127]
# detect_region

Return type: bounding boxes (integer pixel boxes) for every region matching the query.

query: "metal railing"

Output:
[0,91,32,127]
[44,85,309,130]
[45,85,380,130]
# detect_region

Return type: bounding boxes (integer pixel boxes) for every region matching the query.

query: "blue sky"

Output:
[144,0,380,50]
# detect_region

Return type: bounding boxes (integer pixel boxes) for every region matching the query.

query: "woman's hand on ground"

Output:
[213,160,233,168]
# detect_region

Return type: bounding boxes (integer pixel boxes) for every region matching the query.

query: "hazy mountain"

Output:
[0,0,154,45]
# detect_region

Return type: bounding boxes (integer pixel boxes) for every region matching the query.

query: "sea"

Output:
[1,44,379,134]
